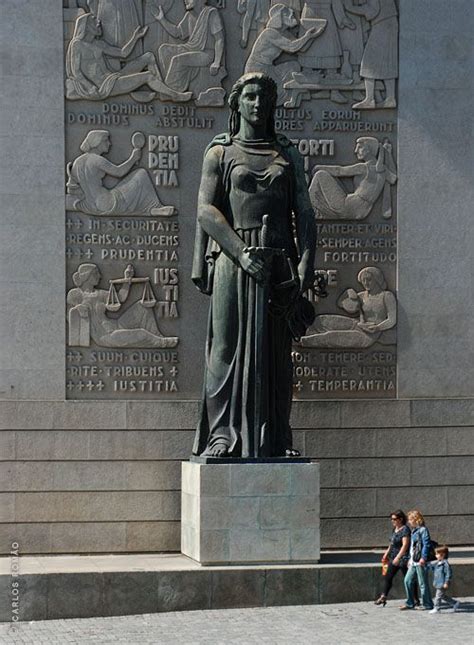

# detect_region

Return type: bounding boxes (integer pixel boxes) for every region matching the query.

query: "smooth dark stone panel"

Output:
[264,569,319,607]
[157,571,212,612]
[102,572,158,617]
[211,570,266,609]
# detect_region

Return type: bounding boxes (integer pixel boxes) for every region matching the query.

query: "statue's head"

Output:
[73,263,100,288]
[80,130,110,154]
[268,4,298,30]
[355,136,379,161]
[228,73,278,138]
[73,12,102,40]
[358,266,386,291]
[184,0,206,10]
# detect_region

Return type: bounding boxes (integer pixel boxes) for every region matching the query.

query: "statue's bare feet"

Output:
[352,98,376,110]
[285,447,301,457]
[208,443,229,458]
[379,98,397,109]
[151,206,176,217]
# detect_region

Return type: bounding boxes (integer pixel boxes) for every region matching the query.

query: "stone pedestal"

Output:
[181,461,320,565]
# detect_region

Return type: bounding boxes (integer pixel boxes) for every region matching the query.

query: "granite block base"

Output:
[181,461,320,565]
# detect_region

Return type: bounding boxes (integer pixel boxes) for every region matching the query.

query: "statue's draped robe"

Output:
[96,0,142,48]
[70,155,163,216]
[359,0,398,80]
[298,0,346,70]
[67,287,172,348]
[159,7,224,93]
[192,135,315,458]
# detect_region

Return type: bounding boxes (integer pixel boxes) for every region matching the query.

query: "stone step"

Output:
[1,549,473,622]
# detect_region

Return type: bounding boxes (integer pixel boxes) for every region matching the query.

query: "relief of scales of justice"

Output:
[106,266,157,312]
[67,263,178,349]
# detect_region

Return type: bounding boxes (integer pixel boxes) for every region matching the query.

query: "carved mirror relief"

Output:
[64,0,398,400]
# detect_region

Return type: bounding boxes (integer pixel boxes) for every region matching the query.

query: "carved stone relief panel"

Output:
[64,0,398,400]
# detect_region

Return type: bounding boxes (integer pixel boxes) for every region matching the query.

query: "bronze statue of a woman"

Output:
[192,72,317,459]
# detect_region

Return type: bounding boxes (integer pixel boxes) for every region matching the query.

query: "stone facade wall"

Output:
[0,0,65,401]
[1,400,473,554]
[397,0,474,397]
[0,0,472,555]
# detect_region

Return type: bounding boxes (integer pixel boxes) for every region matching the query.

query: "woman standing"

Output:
[192,72,316,458]
[401,509,434,611]
[347,0,399,109]
[375,510,412,606]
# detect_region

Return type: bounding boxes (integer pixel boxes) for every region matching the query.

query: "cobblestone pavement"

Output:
[1,598,473,644]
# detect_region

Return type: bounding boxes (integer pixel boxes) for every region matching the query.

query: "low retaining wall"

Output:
[1,551,473,622]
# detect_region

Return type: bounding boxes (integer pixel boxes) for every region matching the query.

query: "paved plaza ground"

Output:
[1,598,472,644]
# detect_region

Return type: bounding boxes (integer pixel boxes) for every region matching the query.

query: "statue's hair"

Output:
[71,12,92,41]
[66,13,94,80]
[357,266,387,290]
[267,3,289,29]
[356,136,380,157]
[73,263,98,287]
[80,130,109,153]
[228,73,278,138]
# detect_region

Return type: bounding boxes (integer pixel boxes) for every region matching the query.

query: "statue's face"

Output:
[355,141,368,160]
[98,135,111,155]
[283,9,298,29]
[238,83,268,127]
[360,272,374,290]
[87,267,101,288]
[184,0,196,10]
[88,16,102,37]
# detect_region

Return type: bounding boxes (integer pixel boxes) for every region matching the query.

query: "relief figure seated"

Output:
[67,263,178,349]
[299,267,396,348]
[309,137,397,220]
[66,130,176,217]
[65,12,192,102]
[153,0,227,106]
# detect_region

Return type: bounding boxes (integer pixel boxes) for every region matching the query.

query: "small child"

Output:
[429,546,460,614]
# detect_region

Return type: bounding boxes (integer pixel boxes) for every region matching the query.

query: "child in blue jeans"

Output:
[429,546,460,614]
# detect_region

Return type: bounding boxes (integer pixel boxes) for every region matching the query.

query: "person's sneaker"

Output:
[416,606,431,611]
[429,608,439,614]
[448,601,460,613]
